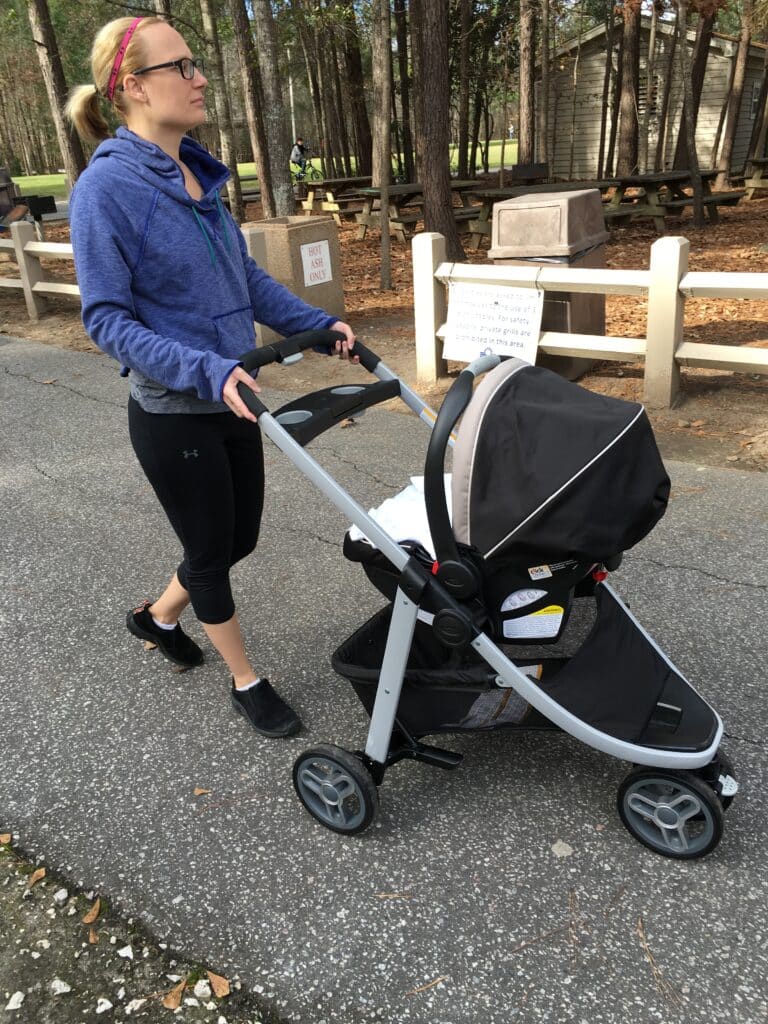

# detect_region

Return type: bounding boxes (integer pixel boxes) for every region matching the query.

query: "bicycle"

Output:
[291,154,322,184]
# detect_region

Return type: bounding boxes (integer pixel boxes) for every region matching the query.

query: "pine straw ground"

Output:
[1,190,767,469]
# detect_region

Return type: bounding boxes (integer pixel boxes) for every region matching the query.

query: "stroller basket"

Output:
[333,588,720,749]
[332,605,561,736]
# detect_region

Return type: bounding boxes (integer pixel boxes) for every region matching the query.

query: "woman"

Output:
[67,16,356,738]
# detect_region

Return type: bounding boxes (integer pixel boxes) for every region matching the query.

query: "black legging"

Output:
[128,397,264,624]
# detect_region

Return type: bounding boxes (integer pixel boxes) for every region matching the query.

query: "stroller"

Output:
[238,330,738,860]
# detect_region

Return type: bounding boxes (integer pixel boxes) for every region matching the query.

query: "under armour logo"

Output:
[182,449,199,459]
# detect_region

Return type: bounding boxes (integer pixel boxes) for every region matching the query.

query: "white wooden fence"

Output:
[413,232,768,407]
[0,221,78,321]
[4,220,768,409]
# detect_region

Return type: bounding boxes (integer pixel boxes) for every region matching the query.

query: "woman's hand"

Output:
[222,365,262,423]
[329,320,359,362]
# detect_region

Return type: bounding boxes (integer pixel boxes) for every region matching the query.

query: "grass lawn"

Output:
[12,173,71,199]
[12,140,519,195]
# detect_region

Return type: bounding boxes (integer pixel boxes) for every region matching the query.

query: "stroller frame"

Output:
[238,331,736,859]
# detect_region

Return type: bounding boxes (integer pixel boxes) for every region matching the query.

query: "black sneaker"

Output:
[126,600,204,669]
[231,678,301,738]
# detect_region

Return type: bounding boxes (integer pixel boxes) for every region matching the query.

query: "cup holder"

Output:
[276,409,312,426]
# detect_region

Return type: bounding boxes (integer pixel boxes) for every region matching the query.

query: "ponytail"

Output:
[65,84,111,143]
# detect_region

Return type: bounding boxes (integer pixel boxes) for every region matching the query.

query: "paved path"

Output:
[1,336,766,1024]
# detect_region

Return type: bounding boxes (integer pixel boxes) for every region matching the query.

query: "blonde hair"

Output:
[65,17,162,142]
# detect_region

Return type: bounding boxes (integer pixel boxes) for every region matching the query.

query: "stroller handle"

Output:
[239,330,382,374]
[235,330,386,423]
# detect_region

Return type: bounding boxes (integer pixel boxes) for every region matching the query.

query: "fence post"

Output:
[644,236,688,408]
[11,221,47,321]
[412,232,448,382]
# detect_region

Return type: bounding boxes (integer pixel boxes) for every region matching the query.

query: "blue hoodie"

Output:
[70,127,336,412]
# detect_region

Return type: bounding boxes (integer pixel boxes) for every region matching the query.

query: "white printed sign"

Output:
[442,281,544,364]
[300,239,332,287]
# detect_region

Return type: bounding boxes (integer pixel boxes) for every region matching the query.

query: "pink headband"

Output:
[105,17,144,101]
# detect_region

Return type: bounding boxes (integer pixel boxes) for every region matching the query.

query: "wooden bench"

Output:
[603,206,634,222]
[357,208,421,243]
[662,190,745,211]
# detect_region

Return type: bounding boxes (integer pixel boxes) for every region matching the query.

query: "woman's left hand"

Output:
[328,320,359,362]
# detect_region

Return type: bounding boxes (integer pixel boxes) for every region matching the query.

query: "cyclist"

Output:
[290,137,307,180]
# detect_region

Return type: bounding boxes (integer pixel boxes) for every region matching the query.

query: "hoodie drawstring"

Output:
[215,194,233,253]
[191,206,217,267]
[191,198,233,267]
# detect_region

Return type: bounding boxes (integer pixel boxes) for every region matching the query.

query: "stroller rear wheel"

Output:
[617,767,724,860]
[293,745,379,835]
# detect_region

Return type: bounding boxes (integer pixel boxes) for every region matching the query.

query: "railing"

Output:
[4,220,768,410]
[413,232,768,407]
[0,221,79,321]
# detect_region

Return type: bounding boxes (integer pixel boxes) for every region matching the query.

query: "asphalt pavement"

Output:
[1,335,767,1024]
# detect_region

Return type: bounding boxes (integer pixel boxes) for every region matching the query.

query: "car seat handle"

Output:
[464,353,501,378]
[423,366,479,570]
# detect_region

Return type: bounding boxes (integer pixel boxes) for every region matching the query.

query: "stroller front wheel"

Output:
[293,744,379,835]
[617,767,724,860]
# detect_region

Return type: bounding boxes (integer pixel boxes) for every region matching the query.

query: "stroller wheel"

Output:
[293,745,379,835]
[617,768,724,860]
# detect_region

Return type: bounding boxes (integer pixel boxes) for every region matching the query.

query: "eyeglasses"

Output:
[130,57,204,81]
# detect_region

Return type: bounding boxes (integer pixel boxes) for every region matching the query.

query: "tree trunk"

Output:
[198,0,244,223]
[251,0,294,215]
[410,0,426,180]
[416,0,464,259]
[295,17,325,174]
[605,26,624,176]
[673,9,715,170]
[338,0,372,176]
[457,0,472,178]
[331,38,353,176]
[371,0,392,288]
[677,0,704,226]
[537,0,550,166]
[26,0,86,187]
[638,0,658,173]
[716,0,751,188]
[393,0,415,181]
[616,0,641,175]
[226,0,275,217]
[470,82,484,181]
[518,0,536,163]
[654,14,677,169]
[568,0,586,179]
[596,13,616,177]
[317,46,340,177]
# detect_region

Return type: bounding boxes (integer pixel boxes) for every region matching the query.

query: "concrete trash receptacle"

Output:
[242,216,345,345]
[488,189,609,380]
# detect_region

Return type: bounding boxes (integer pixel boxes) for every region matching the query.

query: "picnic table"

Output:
[300,176,372,225]
[744,157,768,199]
[465,180,619,248]
[604,169,745,232]
[355,180,477,243]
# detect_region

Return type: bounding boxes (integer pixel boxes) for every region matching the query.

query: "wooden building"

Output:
[541,18,767,179]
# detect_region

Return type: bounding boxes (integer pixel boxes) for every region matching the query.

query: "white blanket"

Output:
[347,475,452,559]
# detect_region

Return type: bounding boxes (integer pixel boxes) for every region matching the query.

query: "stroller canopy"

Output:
[451,359,670,562]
